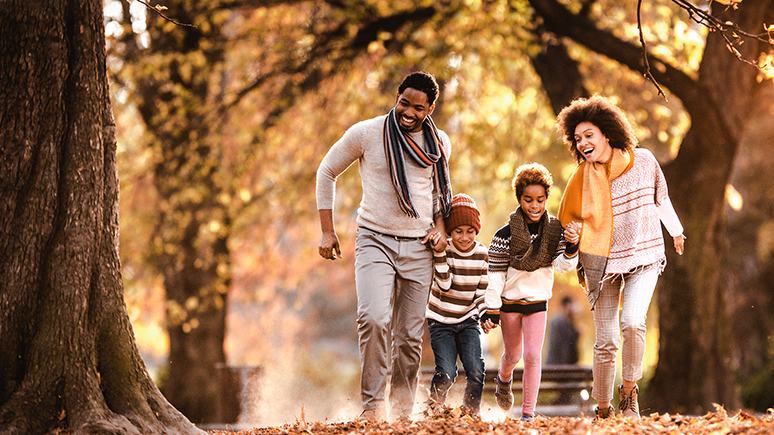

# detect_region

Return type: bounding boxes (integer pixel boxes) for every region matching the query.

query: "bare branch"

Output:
[638,0,668,100]
[129,0,197,28]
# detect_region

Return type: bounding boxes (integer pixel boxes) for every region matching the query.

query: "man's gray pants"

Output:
[354,227,433,417]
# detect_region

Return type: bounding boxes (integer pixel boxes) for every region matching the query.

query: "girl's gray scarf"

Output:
[509,207,564,272]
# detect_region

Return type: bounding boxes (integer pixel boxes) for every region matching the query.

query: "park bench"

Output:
[417,364,594,416]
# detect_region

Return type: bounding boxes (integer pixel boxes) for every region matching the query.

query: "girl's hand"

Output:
[674,234,686,255]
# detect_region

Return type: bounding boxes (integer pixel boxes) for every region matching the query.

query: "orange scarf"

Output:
[558,148,634,258]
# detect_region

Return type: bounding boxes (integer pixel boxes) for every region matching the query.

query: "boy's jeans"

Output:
[427,317,485,411]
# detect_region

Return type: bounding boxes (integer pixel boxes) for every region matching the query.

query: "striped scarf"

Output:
[383,108,452,218]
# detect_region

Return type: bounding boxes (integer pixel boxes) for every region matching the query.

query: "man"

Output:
[546,295,581,405]
[546,295,580,366]
[316,71,452,420]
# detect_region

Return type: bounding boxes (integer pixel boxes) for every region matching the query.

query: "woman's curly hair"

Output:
[512,163,553,200]
[555,95,638,163]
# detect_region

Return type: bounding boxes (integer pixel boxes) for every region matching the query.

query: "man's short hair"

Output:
[398,71,439,105]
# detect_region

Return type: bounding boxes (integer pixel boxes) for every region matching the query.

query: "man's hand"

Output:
[318,209,341,260]
[318,231,341,260]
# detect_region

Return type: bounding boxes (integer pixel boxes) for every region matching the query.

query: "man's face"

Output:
[394,88,435,133]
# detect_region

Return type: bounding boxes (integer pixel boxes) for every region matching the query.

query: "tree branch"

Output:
[129,0,197,28]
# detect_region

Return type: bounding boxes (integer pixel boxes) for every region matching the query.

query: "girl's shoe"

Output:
[494,375,514,411]
[618,384,640,419]
[519,414,534,422]
[594,404,615,420]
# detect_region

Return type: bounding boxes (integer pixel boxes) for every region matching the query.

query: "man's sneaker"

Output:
[594,404,615,420]
[358,408,385,421]
[494,375,514,411]
[618,384,640,419]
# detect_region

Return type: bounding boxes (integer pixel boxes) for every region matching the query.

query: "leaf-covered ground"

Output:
[210,405,774,435]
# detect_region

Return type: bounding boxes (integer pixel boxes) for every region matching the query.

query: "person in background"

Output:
[546,296,580,366]
[546,295,581,405]
[480,163,580,422]
[555,95,685,420]
[316,71,452,420]
[426,193,488,415]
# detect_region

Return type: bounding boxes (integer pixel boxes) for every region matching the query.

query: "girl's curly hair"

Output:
[512,163,553,200]
[555,95,638,163]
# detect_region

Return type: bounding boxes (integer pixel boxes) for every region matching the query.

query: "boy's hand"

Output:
[480,313,499,333]
[564,221,582,245]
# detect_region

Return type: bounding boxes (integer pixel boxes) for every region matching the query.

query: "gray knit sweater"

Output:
[316,114,452,238]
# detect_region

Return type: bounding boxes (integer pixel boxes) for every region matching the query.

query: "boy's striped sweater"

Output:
[426,240,489,324]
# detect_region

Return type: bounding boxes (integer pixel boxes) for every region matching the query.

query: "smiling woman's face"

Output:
[574,122,612,163]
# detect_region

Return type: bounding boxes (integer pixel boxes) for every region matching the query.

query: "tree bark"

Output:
[528,0,774,413]
[0,1,204,434]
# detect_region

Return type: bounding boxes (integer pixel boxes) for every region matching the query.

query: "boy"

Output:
[426,193,488,414]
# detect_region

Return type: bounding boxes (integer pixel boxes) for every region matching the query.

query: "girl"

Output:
[481,163,580,421]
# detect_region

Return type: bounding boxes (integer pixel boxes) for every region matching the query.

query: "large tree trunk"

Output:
[0,1,203,434]
[528,0,774,413]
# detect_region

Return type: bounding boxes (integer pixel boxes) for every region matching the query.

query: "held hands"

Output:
[479,313,500,333]
[318,231,342,260]
[674,234,686,255]
[422,227,447,252]
[564,221,582,245]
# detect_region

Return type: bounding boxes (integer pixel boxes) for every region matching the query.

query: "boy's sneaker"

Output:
[594,404,615,420]
[618,384,640,419]
[494,375,514,411]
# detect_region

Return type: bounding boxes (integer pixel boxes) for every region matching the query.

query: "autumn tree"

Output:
[526,0,774,413]
[0,0,203,433]
[108,0,465,423]
[106,0,774,422]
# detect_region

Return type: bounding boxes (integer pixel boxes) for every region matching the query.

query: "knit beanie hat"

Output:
[444,193,481,235]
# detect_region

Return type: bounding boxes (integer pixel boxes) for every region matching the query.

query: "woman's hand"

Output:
[674,234,686,255]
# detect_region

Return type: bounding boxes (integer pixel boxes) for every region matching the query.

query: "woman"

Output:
[555,95,686,419]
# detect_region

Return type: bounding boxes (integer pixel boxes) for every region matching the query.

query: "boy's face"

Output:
[519,184,548,224]
[450,225,477,252]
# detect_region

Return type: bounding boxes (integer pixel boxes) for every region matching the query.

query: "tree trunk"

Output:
[0,1,203,434]
[528,0,774,413]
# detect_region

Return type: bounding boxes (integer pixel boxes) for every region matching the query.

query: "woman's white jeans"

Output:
[588,264,659,403]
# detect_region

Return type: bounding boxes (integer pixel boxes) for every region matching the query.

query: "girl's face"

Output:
[574,122,612,163]
[450,225,477,252]
[519,184,547,224]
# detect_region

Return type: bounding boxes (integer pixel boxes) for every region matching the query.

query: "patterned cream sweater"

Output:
[605,148,683,274]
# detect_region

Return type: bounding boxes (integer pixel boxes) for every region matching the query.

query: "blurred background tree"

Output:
[104,0,774,424]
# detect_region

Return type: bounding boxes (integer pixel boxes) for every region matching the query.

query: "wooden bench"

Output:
[417,364,594,416]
